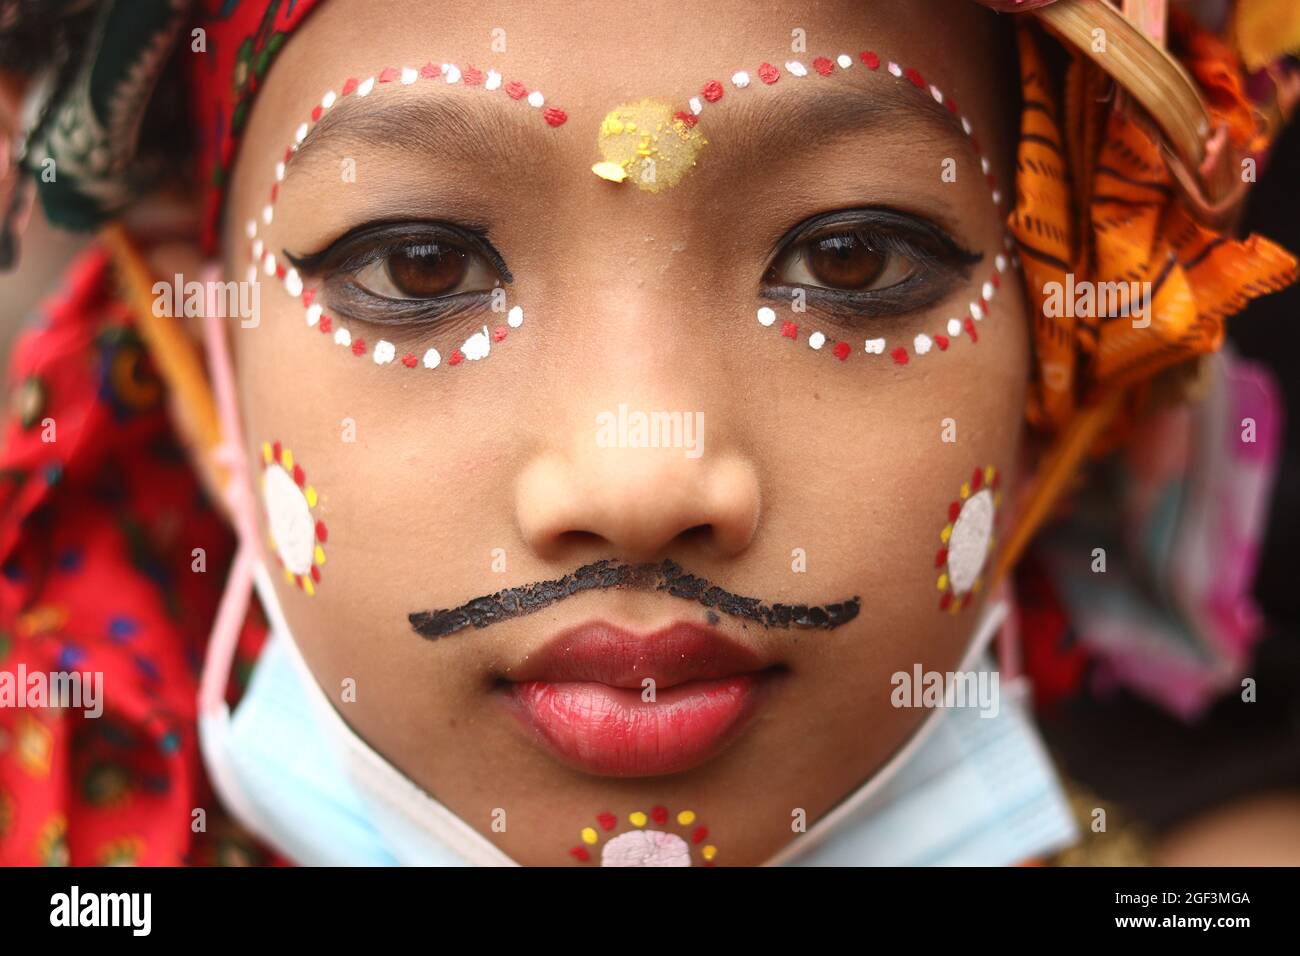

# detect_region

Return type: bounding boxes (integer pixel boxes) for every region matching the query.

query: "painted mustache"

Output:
[409,559,861,640]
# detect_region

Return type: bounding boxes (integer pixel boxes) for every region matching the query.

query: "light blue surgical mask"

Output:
[198,563,1078,866]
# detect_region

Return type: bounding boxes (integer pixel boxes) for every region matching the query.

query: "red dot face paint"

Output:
[567,807,720,866]
[246,62,561,378]
[259,440,327,597]
[666,50,1015,368]
[936,466,1002,614]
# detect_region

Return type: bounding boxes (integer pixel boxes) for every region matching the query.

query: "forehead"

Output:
[244,0,1006,140]
[226,0,1013,254]
[270,0,998,86]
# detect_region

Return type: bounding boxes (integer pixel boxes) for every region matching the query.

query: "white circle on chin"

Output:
[946,488,994,595]
[600,829,692,867]
[263,463,314,575]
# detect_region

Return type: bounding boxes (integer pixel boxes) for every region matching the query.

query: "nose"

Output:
[516,421,761,564]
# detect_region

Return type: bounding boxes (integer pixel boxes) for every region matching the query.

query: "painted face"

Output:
[223,0,1030,865]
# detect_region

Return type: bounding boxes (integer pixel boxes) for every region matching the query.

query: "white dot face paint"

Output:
[244,60,560,379]
[263,463,315,576]
[600,829,692,867]
[947,488,994,595]
[461,326,491,361]
[691,47,1006,368]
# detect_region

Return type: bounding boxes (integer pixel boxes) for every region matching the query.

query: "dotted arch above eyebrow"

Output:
[676,50,1004,211]
[250,59,569,233]
[677,47,1018,370]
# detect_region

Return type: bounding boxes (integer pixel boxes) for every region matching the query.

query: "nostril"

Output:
[551,529,608,554]
[677,524,715,548]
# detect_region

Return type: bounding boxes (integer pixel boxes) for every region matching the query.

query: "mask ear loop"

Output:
[196,261,262,724]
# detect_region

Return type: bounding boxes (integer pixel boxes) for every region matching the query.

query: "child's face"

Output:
[220,0,1030,865]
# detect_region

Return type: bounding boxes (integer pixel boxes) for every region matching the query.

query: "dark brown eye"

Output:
[384,243,469,297]
[767,229,917,294]
[351,240,498,301]
[804,235,888,289]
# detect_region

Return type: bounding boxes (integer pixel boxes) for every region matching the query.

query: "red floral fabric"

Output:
[190,0,324,253]
[0,247,275,865]
[0,0,325,867]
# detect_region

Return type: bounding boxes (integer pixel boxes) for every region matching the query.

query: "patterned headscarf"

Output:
[17,0,321,245]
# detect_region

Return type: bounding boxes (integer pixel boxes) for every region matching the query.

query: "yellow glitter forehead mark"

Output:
[593,98,707,193]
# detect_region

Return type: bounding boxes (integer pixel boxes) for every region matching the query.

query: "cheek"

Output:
[774,281,1029,673]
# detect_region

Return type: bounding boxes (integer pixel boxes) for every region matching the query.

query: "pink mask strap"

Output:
[197,262,261,718]
[995,579,1022,683]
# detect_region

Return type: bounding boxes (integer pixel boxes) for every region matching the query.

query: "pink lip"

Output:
[501,621,773,777]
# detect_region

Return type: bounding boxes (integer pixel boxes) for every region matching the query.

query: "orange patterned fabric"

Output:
[1010,21,1298,437]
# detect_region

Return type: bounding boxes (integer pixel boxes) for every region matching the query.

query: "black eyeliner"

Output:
[762,207,983,326]
[282,219,513,284]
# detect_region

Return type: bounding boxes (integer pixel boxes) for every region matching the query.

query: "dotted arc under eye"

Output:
[246,58,566,373]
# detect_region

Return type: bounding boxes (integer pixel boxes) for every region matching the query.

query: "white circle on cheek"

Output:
[947,488,994,595]
[600,829,692,867]
[262,463,315,575]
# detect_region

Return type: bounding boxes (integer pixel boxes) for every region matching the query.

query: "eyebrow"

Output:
[284,91,560,184]
[283,72,979,185]
[701,79,979,170]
